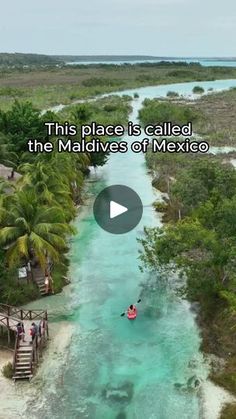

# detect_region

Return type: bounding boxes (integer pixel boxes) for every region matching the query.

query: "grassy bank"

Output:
[187,88,236,146]
[138,95,236,417]
[1,62,236,110]
[143,152,236,417]
[139,87,236,147]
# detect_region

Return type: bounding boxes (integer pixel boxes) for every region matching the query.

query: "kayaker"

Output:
[128,304,136,316]
[120,299,141,318]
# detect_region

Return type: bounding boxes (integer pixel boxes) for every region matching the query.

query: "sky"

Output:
[0,0,235,56]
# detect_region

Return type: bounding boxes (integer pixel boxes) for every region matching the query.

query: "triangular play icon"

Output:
[110,200,128,219]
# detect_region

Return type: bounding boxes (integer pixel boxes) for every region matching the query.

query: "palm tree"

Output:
[70,104,92,126]
[0,180,13,227]
[0,189,74,269]
[35,148,89,203]
[18,160,76,220]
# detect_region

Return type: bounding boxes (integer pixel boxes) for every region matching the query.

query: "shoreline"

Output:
[0,320,75,419]
[200,380,235,419]
[0,311,234,419]
[0,349,26,419]
[0,207,234,418]
[1,81,236,417]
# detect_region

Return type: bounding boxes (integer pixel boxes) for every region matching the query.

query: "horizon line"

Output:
[0,52,236,60]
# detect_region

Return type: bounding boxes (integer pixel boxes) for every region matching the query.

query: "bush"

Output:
[139,99,200,126]
[1,280,40,306]
[192,86,205,94]
[153,201,168,212]
[2,362,13,379]
[103,104,118,113]
[52,257,70,293]
[166,91,179,98]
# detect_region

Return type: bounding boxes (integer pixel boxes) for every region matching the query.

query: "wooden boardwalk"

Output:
[0,304,48,380]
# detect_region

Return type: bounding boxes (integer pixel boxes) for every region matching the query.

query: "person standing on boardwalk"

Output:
[30,322,38,344]
[16,322,25,342]
[39,317,47,338]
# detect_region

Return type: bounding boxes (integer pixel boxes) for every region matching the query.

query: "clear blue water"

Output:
[25,78,236,419]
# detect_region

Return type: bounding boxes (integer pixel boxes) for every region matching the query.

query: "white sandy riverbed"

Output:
[200,380,235,419]
[1,348,235,418]
[0,349,26,419]
[0,321,74,419]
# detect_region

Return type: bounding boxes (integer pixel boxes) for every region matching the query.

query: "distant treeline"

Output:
[52,55,159,62]
[0,53,61,66]
[0,53,204,69]
[1,53,236,68]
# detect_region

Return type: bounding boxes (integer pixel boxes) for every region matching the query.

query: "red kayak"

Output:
[127,306,137,320]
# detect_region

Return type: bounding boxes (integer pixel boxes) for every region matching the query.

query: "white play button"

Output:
[93,185,143,234]
[110,201,128,219]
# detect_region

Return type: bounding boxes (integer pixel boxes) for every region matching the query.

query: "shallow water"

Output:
[24,79,236,419]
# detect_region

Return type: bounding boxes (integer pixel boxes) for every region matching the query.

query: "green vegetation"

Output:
[0,53,60,67]
[139,99,201,126]
[153,201,168,213]
[188,87,236,145]
[140,86,236,401]
[166,91,179,98]
[1,362,14,379]
[139,87,236,146]
[192,86,205,94]
[0,279,40,306]
[1,62,236,110]
[0,95,131,305]
[140,151,236,396]
[62,95,132,127]
[220,403,236,419]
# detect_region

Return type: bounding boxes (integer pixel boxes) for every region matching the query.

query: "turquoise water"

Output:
[25,79,236,419]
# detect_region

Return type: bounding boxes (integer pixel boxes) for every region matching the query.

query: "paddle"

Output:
[120,299,141,317]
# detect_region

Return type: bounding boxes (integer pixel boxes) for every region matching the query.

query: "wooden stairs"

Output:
[0,303,49,380]
[13,342,34,380]
[32,266,47,296]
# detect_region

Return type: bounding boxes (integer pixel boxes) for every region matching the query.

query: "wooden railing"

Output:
[0,303,48,350]
[29,323,48,376]
[0,313,20,331]
[13,334,20,371]
[0,304,48,321]
[30,337,37,375]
